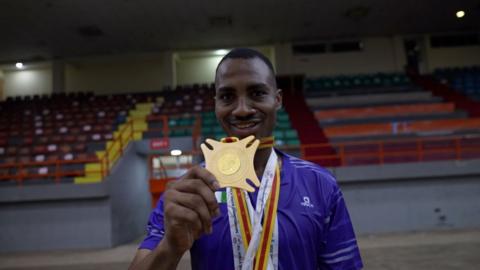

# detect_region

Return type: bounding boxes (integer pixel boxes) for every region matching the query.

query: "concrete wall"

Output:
[0,70,4,100]
[65,52,174,94]
[0,143,152,252]
[175,54,223,85]
[275,36,407,77]
[0,183,111,252]
[3,68,52,98]
[174,46,275,85]
[1,34,479,98]
[333,159,480,234]
[108,143,151,246]
[426,43,480,71]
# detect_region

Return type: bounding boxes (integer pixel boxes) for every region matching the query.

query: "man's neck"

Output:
[254,147,273,180]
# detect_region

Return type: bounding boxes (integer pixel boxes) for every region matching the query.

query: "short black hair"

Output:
[216,48,275,75]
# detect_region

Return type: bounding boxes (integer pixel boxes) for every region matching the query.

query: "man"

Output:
[129,48,363,270]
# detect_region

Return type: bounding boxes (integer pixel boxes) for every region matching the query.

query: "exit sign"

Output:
[150,138,170,150]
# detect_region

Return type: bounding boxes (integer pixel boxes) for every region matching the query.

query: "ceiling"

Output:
[1,0,479,64]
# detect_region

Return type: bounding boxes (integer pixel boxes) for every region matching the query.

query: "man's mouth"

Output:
[232,122,258,129]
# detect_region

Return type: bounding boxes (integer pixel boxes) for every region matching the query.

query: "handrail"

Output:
[0,113,171,185]
[0,158,100,184]
[0,118,137,185]
[301,134,480,166]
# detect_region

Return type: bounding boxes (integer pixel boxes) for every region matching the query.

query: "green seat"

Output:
[202,111,215,118]
[323,79,333,89]
[372,75,382,86]
[383,75,393,86]
[168,119,178,127]
[286,139,300,146]
[341,77,352,88]
[178,119,191,126]
[170,129,184,137]
[203,117,217,126]
[277,113,289,122]
[213,126,224,133]
[284,129,298,139]
[201,126,212,134]
[184,129,192,136]
[273,130,285,140]
[276,121,291,129]
[353,76,362,87]
[214,133,227,140]
[362,76,372,86]
[333,78,342,88]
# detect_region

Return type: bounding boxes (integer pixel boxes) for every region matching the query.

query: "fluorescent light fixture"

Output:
[170,149,182,156]
[214,49,229,56]
[456,10,465,18]
[15,62,24,69]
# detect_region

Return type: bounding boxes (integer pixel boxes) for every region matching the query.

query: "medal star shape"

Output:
[201,135,260,192]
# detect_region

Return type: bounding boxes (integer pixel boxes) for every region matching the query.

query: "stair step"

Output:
[74,176,102,184]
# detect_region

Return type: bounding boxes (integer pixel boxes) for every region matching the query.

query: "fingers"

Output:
[167,188,214,234]
[184,166,220,191]
[175,179,220,217]
[163,166,221,240]
[164,200,203,238]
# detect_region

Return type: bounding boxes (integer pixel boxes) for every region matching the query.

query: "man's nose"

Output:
[232,97,255,117]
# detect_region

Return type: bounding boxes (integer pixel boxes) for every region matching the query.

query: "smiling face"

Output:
[214,57,282,139]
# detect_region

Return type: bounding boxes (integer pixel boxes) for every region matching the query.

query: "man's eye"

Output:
[252,90,267,97]
[218,93,234,101]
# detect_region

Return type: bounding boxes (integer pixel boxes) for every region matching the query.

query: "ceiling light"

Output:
[456,10,465,18]
[15,62,24,69]
[170,149,182,156]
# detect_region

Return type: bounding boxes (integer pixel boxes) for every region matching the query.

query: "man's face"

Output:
[215,58,282,139]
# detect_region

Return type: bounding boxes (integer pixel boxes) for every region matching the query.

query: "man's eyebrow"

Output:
[246,83,269,90]
[215,86,235,95]
[216,86,235,93]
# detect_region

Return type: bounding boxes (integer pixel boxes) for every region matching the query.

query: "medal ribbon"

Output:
[227,148,280,270]
[223,136,274,150]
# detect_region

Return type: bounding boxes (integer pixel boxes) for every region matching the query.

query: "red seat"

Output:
[33,145,47,154]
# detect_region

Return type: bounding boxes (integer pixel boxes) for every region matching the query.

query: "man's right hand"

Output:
[129,166,220,270]
[162,166,221,256]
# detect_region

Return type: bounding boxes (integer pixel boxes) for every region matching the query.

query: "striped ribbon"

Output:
[228,156,280,270]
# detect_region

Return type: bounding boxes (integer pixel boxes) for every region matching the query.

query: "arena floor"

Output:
[1,229,479,270]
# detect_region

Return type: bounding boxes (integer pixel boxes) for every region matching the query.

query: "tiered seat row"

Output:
[435,66,480,101]
[303,72,480,166]
[0,91,162,185]
[304,72,410,96]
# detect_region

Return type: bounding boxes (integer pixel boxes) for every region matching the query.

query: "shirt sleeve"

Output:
[138,195,166,250]
[317,184,363,270]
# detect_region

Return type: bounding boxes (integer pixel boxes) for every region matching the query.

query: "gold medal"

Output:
[201,135,260,192]
[217,152,241,175]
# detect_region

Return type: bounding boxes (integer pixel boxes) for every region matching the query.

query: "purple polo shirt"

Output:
[140,150,363,270]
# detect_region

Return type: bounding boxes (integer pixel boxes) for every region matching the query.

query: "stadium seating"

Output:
[0,92,158,185]
[303,72,480,166]
[434,66,480,102]
[2,70,479,184]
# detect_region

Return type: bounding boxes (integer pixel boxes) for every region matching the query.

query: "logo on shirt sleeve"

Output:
[301,196,314,208]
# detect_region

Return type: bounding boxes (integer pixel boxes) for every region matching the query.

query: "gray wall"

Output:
[333,160,480,234]
[108,142,151,246]
[0,183,111,252]
[0,143,153,252]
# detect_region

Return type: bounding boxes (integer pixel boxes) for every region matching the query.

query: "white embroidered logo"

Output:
[301,196,314,208]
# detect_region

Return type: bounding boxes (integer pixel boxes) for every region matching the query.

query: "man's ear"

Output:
[275,89,283,110]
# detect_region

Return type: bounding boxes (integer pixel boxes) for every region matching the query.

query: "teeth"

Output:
[235,123,256,129]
